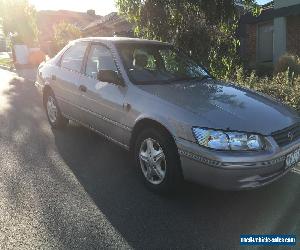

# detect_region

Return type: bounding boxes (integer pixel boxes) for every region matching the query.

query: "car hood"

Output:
[138,79,300,135]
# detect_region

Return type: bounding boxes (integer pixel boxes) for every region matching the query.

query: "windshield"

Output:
[116,43,210,85]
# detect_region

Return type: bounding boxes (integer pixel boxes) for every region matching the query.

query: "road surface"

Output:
[0,69,299,249]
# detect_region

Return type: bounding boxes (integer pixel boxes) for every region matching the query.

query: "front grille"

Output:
[272,123,300,147]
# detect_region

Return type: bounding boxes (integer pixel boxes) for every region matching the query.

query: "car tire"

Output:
[134,128,182,193]
[45,90,68,128]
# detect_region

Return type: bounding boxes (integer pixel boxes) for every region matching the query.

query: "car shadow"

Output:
[52,123,300,249]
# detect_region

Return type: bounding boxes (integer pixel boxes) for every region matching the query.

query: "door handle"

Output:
[52,75,56,81]
[79,85,87,92]
[123,102,131,111]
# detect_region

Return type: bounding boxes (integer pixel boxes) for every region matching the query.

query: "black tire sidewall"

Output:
[134,128,182,193]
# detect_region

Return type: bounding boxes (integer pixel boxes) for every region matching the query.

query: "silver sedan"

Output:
[36,37,300,193]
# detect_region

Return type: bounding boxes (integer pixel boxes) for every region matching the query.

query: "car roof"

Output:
[74,37,171,46]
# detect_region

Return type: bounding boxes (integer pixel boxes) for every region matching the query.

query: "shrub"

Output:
[255,63,273,77]
[53,21,82,53]
[274,54,300,76]
[232,67,300,113]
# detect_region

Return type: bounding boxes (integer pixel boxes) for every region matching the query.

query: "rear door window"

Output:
[61,43,88,73]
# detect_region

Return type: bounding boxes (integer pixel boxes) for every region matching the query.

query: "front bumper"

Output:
[177,136,299,190]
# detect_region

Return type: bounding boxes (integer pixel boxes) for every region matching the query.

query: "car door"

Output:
[52,42,89,121]
[78,43,129,146]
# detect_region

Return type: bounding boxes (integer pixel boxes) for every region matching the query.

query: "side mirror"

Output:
[97,70,124,86]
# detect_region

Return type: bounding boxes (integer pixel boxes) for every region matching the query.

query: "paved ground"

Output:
[0,51,37,81]
[0,68,299,249]
[15,67,37,82]
[0,52,10,59]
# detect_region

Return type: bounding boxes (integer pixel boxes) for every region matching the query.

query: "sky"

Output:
[28,0,117,16]
[28,0,272,16]
[256,0,272,5]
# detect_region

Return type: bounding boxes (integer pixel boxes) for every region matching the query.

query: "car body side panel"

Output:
[78,74,130,146]
[51,66,83,121]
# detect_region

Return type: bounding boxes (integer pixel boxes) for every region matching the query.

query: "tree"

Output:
[116,0,260,79]
[53,21,82,52]
[0,0,38,46]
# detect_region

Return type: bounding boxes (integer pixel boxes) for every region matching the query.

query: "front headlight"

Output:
[192,127,265,151]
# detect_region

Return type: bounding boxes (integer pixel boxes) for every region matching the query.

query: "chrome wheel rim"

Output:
[139,138,167,185]
[47,96,58,124]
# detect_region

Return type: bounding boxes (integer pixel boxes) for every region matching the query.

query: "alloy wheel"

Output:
[139,138,167,185]
[47,96,58,124]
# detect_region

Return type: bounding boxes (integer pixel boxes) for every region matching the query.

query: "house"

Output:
[37,10,101,55]
[82,12,134,37]
[37,10,101,41]
[240,0,300,67]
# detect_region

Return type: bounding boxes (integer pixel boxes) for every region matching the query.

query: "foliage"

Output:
[116,0,260,79]
[254,63,273,77]
[53,21,82,52]
[208,19,241,80]
[274,54,300,77]
[233,67,300,112]
[0,0,38,46]
[0,57,13,68]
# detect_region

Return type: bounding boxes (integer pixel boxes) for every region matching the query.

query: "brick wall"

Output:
[244,24,257,66]
[287,15,300,56]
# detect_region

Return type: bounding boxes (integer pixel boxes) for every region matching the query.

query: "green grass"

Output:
[0,57,13,68]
